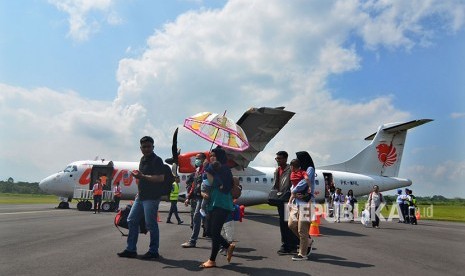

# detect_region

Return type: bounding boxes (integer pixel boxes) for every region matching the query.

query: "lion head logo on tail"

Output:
[376,143,397,166]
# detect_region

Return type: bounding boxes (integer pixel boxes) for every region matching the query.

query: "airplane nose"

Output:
[39,177,49,193]
[39,174,57,194]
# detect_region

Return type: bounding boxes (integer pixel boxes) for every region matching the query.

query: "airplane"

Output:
[39,106,432,212]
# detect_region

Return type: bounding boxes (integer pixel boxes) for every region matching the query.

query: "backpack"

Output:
[160,164,175,197]
[114,204,147,236]
[231,176,242,199]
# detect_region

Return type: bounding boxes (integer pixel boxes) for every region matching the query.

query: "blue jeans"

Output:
[189,198,202,244]
[126,197,160,254]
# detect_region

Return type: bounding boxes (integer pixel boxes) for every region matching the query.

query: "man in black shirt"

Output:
[118,136,165,259]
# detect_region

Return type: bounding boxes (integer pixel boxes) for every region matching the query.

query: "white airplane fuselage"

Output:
[38,160,411,207]
[39,118,431,208]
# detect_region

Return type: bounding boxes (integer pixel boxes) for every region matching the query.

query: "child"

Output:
[199,161,221,217]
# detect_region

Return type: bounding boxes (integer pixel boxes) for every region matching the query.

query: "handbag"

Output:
[268,189,290,206]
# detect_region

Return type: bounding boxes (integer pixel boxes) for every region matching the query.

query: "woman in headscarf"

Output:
[199,147,236,268]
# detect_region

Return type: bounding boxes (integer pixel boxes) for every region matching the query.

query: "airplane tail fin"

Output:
[319,119,432,177]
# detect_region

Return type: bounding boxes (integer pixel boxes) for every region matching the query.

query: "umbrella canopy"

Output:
[183,111,249,151]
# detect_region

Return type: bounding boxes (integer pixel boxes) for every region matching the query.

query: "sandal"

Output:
[199,260,216,268]
[227,243,236,263]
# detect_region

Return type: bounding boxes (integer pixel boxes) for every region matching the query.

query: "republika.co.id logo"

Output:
[376,143,397,166]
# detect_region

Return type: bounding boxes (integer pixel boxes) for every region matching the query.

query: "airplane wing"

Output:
[225,107,295,169]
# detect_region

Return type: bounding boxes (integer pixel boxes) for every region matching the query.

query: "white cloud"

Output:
[451,112,465,119]
[2,0,465,200]
[404,161,465,197]
[49,0,121,41]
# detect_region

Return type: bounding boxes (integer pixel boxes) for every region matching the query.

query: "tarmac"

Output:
[0,201,463,276]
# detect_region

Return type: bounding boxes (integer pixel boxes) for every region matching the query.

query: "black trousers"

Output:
[167,200,181,222]
[209,207,231,261]
[277,202,299,250]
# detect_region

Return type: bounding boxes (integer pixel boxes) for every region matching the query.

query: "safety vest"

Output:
[169,182,179,201]
[93,183,103,196]
[113,186,122,197]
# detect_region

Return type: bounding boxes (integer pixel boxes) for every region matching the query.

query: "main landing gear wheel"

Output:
[101,202,112,212]
[77,201,86,211]
[85,200,92,211]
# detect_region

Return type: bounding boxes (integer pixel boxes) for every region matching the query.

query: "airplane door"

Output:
[89,161,114,191]
[323,173,334,202]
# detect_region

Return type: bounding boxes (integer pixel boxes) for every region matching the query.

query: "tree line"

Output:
[0,181,45,194]
[1,181,464,205]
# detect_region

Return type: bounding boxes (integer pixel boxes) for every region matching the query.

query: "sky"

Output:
[0,0,464,198]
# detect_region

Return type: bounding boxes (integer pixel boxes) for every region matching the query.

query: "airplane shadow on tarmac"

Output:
[310,253,374,268]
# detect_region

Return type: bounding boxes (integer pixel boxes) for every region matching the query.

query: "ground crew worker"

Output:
[113,182,122,212]
[167,176,183,224]
[93,179,104,214]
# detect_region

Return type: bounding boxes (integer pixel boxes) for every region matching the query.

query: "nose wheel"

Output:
[58,202,69,209]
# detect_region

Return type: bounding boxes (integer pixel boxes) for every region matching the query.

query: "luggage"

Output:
[114,204,148,236]
[361,208,370,227]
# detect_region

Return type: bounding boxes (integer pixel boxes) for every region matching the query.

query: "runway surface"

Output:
[0,202,463,276]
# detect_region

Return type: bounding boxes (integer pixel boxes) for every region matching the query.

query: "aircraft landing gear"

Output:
[58,202,69,209]
[101,201,115,212]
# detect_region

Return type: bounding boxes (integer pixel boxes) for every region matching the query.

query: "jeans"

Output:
[189,198,203,244]
[126,197,160,254]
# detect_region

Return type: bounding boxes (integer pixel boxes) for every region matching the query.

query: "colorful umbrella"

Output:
[183,111,249,151]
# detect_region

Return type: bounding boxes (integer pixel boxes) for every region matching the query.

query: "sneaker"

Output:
[178,220,184,225]
[166,220,173,224]
[200,209,206,217]
[292,254,308,261]
[307,240,314,257]
[181,242,196,248]
[117,250,137,258]
[141,251,159,259]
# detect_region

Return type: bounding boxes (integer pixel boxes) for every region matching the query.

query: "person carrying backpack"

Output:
[117,136,165,259]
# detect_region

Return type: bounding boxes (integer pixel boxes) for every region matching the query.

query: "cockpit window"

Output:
[64,165,77,172]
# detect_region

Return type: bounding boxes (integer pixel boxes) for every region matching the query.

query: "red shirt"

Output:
[290,170,307,187]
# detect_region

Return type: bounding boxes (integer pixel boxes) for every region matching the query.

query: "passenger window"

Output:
[263,178,267,183]
[246,177,251,183]
[182,175,186,181]
[315,180,319,185]
[255,177,259,183]
[271,178,274,183]
[239,177,243,183]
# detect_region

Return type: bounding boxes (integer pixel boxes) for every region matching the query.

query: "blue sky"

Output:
[0,0,464,197]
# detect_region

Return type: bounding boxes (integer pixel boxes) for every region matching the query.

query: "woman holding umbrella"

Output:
[199,146,236,268]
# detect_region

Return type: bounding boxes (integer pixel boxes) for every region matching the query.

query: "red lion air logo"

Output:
[376,143,397,166]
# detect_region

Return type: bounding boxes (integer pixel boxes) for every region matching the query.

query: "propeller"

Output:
[165,127,180,176]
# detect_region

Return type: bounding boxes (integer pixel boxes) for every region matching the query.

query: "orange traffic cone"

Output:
[157,211,162,222]
[309,221,321,237]
[415,211,421,221]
